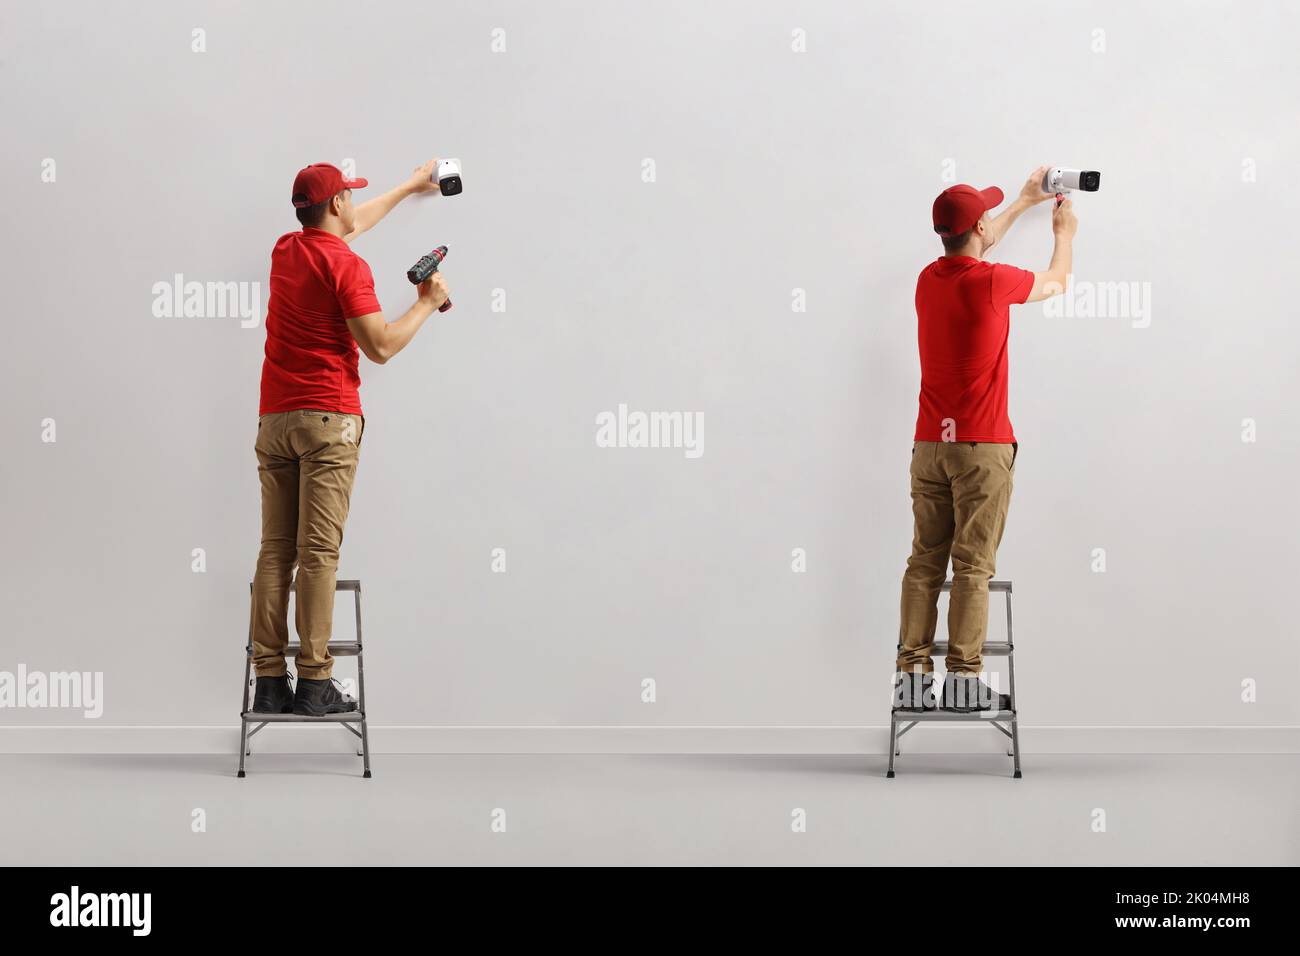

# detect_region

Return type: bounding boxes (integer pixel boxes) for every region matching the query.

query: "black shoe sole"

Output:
[250,702,294,715]
[292,701,358,717]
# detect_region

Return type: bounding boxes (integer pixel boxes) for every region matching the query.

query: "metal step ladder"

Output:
[238,579,371,778]
[887,579,1020,779]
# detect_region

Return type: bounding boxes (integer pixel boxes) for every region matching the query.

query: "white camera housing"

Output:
[1042,166,1101,195]
[435,158,463,196]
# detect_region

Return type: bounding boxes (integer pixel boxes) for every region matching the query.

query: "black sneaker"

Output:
[893,672,937,712]
[293,677,359,716]
[941,673,1011,713]
[251,674,294,714]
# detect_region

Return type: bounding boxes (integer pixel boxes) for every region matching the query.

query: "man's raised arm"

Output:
[986,165,1055,248]
[343,158,442,243]
[1026,198,1077,303]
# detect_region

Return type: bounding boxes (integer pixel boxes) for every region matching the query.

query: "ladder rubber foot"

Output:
[237,771,246,778]
[886,770,895,778]
[363,770,372,778]
[1013,770,1023,779]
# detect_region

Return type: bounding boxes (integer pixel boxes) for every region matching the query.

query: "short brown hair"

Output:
[295,197,331,228]
[940,229,972,253]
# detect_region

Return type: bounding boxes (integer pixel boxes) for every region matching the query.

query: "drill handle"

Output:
[421,267,452,312]
[407,245,452,310]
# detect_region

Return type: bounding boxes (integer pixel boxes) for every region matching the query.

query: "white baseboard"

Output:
[1,725,1297,755]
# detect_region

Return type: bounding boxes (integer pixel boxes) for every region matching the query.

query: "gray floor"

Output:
[3,753,1297,866]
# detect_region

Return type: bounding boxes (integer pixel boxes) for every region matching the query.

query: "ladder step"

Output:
[244,642,362,657]
[893,710,1015,721]
[249,580,360,593]
[940,579,1011,593]
[240,712,364,723]
[929,641,1011,657]
[286,641,362,656]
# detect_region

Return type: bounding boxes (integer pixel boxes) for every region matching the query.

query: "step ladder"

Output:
[237,579,371,778]
[887,579,1020,779]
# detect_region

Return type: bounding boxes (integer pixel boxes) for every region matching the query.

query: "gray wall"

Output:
[2,0,1297,736]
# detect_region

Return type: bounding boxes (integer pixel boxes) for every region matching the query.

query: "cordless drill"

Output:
[406,245,452,312]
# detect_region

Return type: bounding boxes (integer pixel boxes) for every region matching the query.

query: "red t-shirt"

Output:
[258,227,381,416]
[913,256,1034,443]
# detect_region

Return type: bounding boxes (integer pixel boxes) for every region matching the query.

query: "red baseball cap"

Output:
[932,184,1004,236]
[291,163,368,208]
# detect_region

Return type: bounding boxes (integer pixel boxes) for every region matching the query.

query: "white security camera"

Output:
[435,158,463,196]
[1042,167,1101,196]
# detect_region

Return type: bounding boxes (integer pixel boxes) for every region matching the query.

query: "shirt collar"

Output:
[302,226,347,244]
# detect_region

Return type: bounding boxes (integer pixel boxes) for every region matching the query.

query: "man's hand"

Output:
[1018,165,1054,206]
[417,273,450,311]
[1052,197,1078,238]
[404,158,441,196]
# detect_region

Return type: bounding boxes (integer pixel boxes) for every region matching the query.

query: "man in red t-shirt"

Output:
[894,167,1078,714]
[250,161,451,717]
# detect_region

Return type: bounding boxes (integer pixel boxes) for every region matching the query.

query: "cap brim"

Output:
[342,177,368,190]
[979,186,1005,210]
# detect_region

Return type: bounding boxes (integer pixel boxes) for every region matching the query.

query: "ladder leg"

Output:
[356,585,372,778]
[360,716,372,777]
[1005,590,1018,713]
[239,580,254,776]
[887,640,901,776]
[886,713,898,778]
[238,652,252,777]
[1011,716,1022,778]
[1005,587,1021,777]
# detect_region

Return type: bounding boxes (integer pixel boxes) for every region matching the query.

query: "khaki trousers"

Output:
[897,440,1016,676]
[250,409,364,679]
